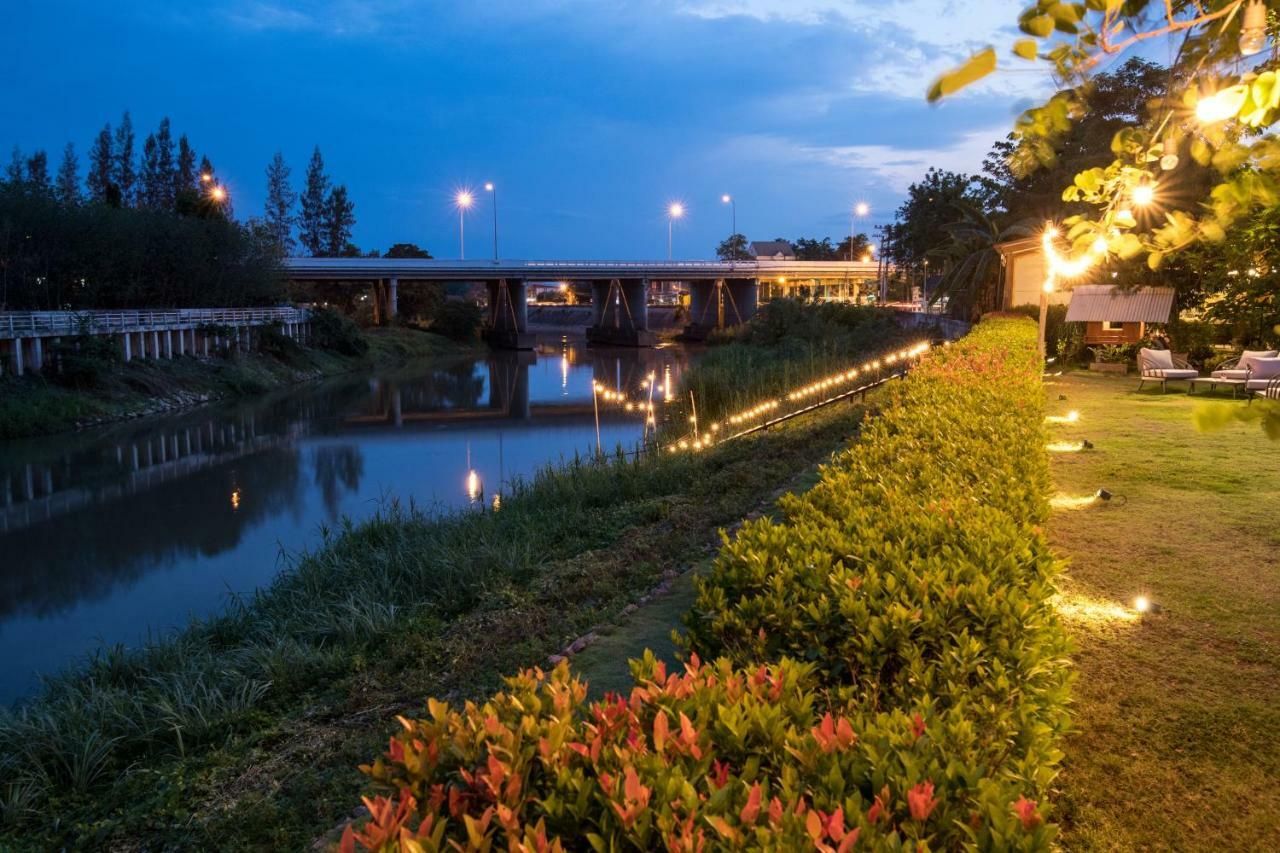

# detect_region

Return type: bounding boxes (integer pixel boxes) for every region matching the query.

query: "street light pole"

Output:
[455,190,474,260]
[667,202,684,261]
[485,182,498,262]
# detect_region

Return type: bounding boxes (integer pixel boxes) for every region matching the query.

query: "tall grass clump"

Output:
[345,318,1071,851]
[673,301,916,423]
[0,447,710,831]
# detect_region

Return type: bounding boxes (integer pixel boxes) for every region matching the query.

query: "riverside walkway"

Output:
[0,307,311,376]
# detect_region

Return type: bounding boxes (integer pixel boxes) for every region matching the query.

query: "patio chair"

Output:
[1254,377,1280,403]
[1244,357,1280,404]
[1211,349,1278,381]
[1137,348,1199,393]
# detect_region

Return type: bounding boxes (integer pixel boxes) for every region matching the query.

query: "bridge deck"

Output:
[283,258,882,282]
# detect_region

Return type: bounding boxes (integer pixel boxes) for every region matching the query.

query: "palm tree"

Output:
[928,203,1035,321]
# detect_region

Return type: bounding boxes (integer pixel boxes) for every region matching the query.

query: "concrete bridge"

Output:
[284,258,882,348]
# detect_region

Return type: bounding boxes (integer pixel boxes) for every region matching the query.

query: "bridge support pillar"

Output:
[13,339,24,376]
[121,333,132,362]
[488,358,532,419]
[586,278,655,347]
[388,277,398,320]
[482,279,535,350]
[681,278,757,340]
[30,337,43,373]
[725,278,758,324]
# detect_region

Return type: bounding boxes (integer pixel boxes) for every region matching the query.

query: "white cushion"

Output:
[1145,368,1198,379]
[1246,378,1280,391]
[1212,369,1249,380]
[1140,348,1173,370]
[1248,357,1280,380]
[1240,350,1278,371]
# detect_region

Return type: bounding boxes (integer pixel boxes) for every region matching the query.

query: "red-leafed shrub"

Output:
[345,318,1067,851]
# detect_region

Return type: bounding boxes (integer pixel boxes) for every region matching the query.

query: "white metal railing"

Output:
[0,307,308,338]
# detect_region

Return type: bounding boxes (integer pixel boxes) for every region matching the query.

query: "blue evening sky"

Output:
[2,1,1057,258]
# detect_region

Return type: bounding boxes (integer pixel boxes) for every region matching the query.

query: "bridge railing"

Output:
[0,307,308,338]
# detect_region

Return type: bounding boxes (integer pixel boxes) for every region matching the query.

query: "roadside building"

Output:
[748,240,795,260]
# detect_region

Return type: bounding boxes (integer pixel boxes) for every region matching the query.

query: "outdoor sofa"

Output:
[1211,349,1278,381]
[1137,347,1199,392]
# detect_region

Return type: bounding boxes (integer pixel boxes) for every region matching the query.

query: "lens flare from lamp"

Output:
[668,202,685,218]
[1132,183,1155,206]
[456,190,474,209]
[1133,595,1150,613]
[1195,86,1248,124]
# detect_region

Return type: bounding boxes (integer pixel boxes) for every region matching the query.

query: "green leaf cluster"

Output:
[348,319,1069,851]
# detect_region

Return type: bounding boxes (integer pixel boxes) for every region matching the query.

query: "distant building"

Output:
[748,240,795,260]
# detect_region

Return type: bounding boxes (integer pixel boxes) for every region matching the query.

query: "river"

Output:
[0,337,695,704]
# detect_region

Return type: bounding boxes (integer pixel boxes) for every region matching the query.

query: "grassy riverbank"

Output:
[0,310,906,849]
[0,391,877,850]
[0,324,481,440]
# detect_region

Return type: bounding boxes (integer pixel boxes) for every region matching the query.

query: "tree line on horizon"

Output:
[0,111,434,311]
[715,232,873,262]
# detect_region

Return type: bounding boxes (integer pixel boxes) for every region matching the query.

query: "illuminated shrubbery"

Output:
[346,318,1069,851]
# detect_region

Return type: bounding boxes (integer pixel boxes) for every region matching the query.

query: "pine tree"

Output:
[175,134,197,198]
[264,151,297,255]
[197,155,216,197]
[299,146,329,257]
[5,147,23,186]
[87,123,114,203]
[55,143,81,205]
[25,151,52,197]
[324,185,356,256]
[113,110,136,206]
[140,133,161,208]
[155,117,175,210]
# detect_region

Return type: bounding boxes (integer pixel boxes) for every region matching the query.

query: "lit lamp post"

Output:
[721,193,736,237]
[667,202,685,261]
[484,182,498,262]
[455,190,474,259]
[851,201,869,262]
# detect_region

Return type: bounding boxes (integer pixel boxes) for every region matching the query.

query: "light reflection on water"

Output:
[0,338,693,704]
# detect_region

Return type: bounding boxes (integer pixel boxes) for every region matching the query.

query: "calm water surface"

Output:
[0,338,694,704]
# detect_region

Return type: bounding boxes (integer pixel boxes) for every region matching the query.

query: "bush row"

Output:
[347,318,1069,851]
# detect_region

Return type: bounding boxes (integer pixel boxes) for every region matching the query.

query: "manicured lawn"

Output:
[1046,371,1280,850]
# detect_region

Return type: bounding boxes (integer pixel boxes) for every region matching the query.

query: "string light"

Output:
[665,342,933,454]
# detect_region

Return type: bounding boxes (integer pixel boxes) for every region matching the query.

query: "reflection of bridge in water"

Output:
[0,414,312,535]
[342,345,680,429]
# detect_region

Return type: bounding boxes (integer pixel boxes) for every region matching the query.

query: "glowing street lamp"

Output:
[1132,182,1156,207]
[667,202,685,261]
[721,194,736,238]
[210,185,227,203]
[455,190,474,259]
[850,202,869,261]
[484,182,499,262]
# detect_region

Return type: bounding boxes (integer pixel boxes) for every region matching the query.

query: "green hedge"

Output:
[347,318,1069,851]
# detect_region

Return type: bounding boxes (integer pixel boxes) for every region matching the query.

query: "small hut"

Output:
[1064,285,1176,344]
